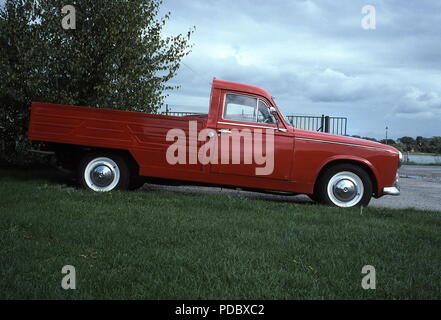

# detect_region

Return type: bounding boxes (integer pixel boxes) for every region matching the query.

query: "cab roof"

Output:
[212,79,273,102]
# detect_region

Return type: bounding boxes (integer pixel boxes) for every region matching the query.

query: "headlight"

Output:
[398,151,403,168]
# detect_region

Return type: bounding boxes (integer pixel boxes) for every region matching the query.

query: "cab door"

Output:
[210,91,293,180]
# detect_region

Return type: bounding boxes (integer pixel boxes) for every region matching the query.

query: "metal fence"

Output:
[286,115,347,136]
[161,111,201,117]
[160,106,348,136]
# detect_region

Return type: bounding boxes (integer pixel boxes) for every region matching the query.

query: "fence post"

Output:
[324,116,330,133]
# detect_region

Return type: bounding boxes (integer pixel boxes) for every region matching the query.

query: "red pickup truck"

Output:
[28,79,401,207]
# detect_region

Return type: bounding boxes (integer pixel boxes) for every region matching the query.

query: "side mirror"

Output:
[268,106,287,132]
[269,106,278,119]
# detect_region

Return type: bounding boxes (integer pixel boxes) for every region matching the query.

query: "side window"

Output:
[224,94,257,122]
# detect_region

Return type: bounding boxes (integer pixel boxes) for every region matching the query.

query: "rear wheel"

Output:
[316,164,372,208]
[128,176,146,190]
[78,153,130,192]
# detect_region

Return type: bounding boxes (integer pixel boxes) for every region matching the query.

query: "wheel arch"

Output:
[314,157,379,197]
[49,143,140,176]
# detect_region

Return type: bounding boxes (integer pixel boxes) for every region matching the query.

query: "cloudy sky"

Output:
[1,0,440,139]
[159,0,441,139]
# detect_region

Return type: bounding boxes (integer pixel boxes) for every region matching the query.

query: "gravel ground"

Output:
[141,165,441,212]
[398,165,441,181]
[369,165,441,211]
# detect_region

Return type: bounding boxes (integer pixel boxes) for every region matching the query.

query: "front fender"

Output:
[314,155,381,195]
[292,138,396,195]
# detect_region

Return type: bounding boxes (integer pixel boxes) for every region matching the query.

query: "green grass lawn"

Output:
[1,167,440,299]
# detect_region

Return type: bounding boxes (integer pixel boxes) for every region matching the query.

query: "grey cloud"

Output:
[4,0,438,139]
[395,88,441,117]
[160,0,441,139]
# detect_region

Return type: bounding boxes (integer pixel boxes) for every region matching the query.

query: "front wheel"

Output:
[316,164,372,208]
[78,153,130,192]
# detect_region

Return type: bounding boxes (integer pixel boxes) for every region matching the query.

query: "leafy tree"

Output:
[380,139,396,146]
[416,136,425,149]
[396,136,441,154]
[398,136,415,152]
[428,136,441,154]
[362,136,378,142]
[0,0,193,163]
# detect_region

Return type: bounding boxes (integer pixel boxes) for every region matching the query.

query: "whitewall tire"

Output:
[316,164,372,208]
[79,153,129,192]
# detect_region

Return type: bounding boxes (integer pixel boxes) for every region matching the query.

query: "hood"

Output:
[294,129,399,154]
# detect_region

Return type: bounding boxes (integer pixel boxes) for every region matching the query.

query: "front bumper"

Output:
[383,173,400,196]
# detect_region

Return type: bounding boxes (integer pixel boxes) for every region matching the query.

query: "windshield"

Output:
[271,97,291,126]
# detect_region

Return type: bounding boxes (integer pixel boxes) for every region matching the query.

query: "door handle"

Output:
[218,129,232,134]
[207,131,216,139]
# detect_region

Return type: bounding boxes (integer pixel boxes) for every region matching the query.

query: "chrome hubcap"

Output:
[84,157,120,192]
[91,165,114,187]
[333,179,357,202]
[327,171,364,207]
